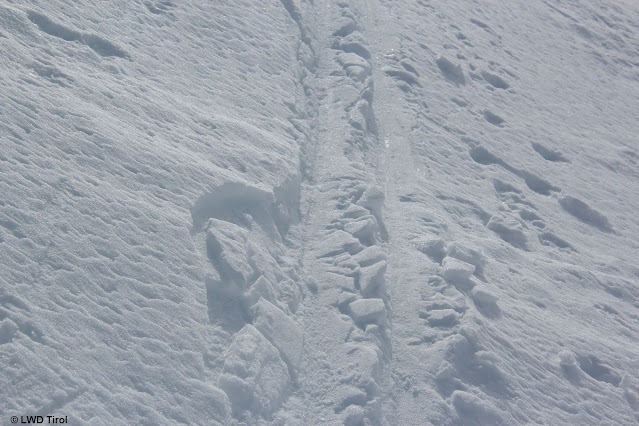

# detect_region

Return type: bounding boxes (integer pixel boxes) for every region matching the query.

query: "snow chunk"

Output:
[335,292,360,311]
[351,245,386,268]
[280,278,302,314]
[0,318,18,344]
[324,272,357,292]
[356,186,385,216]
[451,390,505,425]
[333,385,367,413]
[342,405,366,426]
[218,324,290,419]
[414,237,446,263]
[486,215,527,249]
[251,298,303,374]
[241,275,281,314]
[341,204,370,219]
[471,287,499,307]
[446,242,484,272]
[425,309,460,327]
[348,298,386,326]
[359,261,387,297]
[436,55,466,85]
[206,218,253,291]
[471,286,501,316]
[344,216,377,243]
[442,256,475,282]
[316,230,364,258]
[559,350,578,368]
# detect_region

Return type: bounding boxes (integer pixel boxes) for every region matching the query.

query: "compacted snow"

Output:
[2,0,639,424]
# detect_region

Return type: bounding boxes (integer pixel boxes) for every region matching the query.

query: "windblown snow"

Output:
[2,0,639,424]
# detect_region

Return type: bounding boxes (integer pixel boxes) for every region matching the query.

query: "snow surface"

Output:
[2,0,639,424]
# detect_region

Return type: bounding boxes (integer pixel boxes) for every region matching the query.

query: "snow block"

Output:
[471,287,499,306]
[191,182,275,229]
[356,186,385,217]
[471,286,501,317]
[241,275,281,314]
[442,256,475,282]
[342,343,383,395]
[251,298,303,374]
[451,390,505,425]
[280,278,302,314]
[435,361,465,396]
[337,52,371,82]
[0,318,18,344]
[206,218,253,291]
[348,298,386,326]
[436,55,466,85]
[333,385,368,413]
[246,242,285,285]
[426,309,460,327]
[414,237,446,263]
[316,230,364,258]
[341,204,370,219]
[342,405,366,426]
[446,242,484,271]
[344,216,377,243]
[359,261,387,297]
[486,216,527,249]
[324,272,356,292]
[335,292,359,311]
[218,324,290,419]
[352,245,386,268]
[333,253,360,275]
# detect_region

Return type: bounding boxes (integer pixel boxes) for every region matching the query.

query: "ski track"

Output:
[2,0,639,424]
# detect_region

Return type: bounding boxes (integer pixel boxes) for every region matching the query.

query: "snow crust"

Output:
[1,0,639,424]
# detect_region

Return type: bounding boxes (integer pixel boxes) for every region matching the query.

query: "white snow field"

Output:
[1,0,639,424]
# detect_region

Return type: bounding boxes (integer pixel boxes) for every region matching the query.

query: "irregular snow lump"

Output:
[352,245,386,267]
[414,237,446,263]
[251,298,304,374]
[426,309,460,327]
[241,275,281,314]
[348,298,386,326]
[359,261,387,297]
[218,325,290,418]
[442,256,476,282]
[206,218,254,291]
[0,318,18,344]
[446,242,484,271]
[436,55,466,85]
[451,390,505,425]
[486,215,527,249]
[315,230,364,258]
[471,287,499,305]
[344,215,377,243]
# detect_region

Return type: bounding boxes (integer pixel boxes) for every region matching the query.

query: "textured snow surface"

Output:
[2,0,639,424]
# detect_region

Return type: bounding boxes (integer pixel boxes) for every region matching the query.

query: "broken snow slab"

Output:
[442,256,476,282]
[348,298,386,327]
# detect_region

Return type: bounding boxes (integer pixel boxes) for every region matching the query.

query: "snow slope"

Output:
[1,0,639,424]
